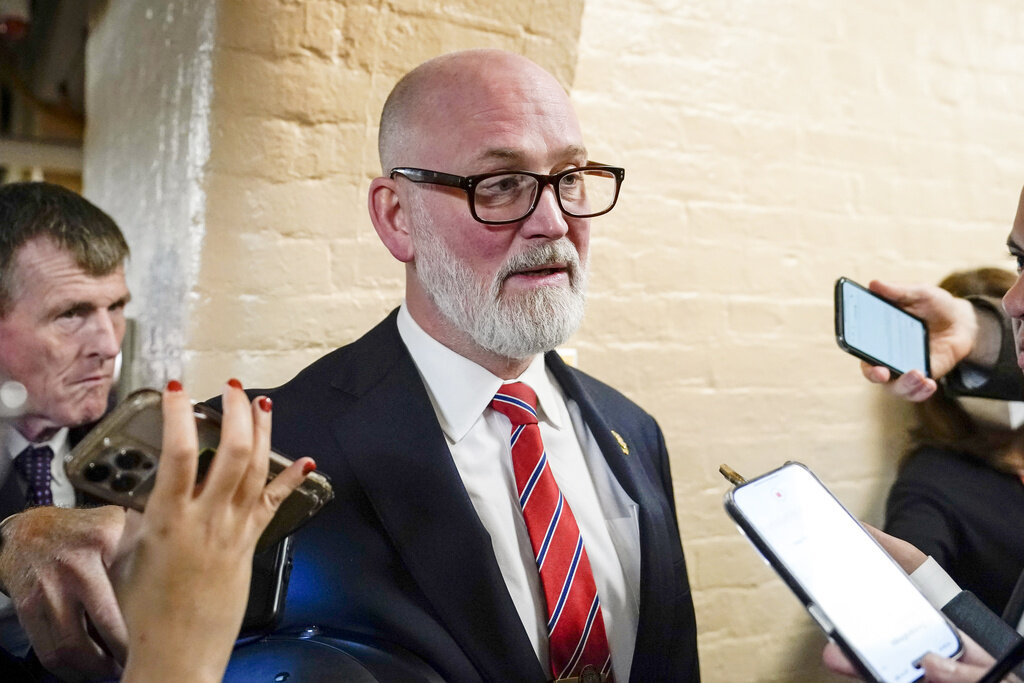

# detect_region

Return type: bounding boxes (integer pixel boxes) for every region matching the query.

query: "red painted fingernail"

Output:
[258,396,272,412]
[227,378,243,390]
[166,380,183,392]
[302,461,317,475]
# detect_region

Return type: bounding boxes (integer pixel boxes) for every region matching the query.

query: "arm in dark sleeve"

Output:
[884,475,957,570]
[945,296,1024,400]
[943,591,1024,678]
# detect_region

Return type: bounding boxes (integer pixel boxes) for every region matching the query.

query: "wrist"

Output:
[122,646,226,683]
[964,300,1001,368]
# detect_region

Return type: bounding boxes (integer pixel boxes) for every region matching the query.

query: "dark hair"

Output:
[0,182,129,314]
[906,267,1024,473]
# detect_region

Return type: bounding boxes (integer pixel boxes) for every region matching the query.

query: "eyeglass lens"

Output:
[473,169,618,222]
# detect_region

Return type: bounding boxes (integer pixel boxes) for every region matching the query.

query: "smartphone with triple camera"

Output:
[835,277,930,377]
[64,388,334,553]
[724,462,962,683]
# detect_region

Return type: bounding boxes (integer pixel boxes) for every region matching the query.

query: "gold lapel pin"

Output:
[610,430,629,456]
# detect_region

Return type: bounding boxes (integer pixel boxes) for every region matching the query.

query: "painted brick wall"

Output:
[186,0,587,391]
[86,1,1024,680]
[571,1,1024,680]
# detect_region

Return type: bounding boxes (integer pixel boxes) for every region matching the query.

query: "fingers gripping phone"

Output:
[835,277,930,377]
[724,462,962,683]
[64,388,334,553]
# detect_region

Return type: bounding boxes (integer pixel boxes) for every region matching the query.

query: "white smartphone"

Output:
[724,462,962,683]
[834,277,930,377]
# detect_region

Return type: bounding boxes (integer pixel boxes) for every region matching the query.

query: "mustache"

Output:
[497,240,581,281]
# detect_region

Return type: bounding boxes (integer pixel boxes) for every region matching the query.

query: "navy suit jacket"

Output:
[243,310,699,681]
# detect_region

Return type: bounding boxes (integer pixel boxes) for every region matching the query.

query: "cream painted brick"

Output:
[700,631,846,683]
[217,0,305,56]
[209,117,364,181]
[195,233,332,296]
[676,488,737,537]
[232,176,368,241]
[688,536,778,590]
[372,12,516,71]
[330,238,405,293]
[697,583,807,640]
[215,51,370,124]
[185,346,354,399]
[188,291,400,354]
[298,1,347,58]
[520,1,583,39]
[218,0,346,58]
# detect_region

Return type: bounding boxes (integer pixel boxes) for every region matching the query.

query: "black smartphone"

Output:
[240,535,294,638]
[63,388,334,553]
[835,277,930,377]
[724,462,962,683]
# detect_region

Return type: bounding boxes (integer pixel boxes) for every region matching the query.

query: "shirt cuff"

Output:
[909,556,962,609]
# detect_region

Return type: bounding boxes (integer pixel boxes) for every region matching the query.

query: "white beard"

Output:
[411,220,588,360]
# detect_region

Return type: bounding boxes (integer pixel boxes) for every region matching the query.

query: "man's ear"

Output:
[368,177,414,263]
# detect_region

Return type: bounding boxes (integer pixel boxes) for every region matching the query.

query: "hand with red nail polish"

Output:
[110,382,313,683]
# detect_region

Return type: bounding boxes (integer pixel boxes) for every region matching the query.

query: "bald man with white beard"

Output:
[230,50,700,682]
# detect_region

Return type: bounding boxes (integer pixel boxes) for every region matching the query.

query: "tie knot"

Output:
[491,382,539,427]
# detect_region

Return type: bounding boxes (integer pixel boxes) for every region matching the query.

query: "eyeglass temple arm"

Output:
[389,167,467,189]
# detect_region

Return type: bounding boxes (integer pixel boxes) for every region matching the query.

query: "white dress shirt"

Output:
[397,304,641,680]
[908,556,1024,633]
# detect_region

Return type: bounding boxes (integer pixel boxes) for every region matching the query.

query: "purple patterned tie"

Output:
[13,445,54,508]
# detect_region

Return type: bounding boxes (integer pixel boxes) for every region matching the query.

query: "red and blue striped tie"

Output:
[491,382,612,680]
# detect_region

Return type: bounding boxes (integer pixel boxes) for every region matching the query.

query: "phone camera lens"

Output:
[115,449,145,470]
[83,462,111,482]
[111,472,138,493]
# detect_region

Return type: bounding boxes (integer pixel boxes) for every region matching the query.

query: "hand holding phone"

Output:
[65,388,334,553]
[725,462,962,682]
[111,381,313,681]
[835,277,930,378]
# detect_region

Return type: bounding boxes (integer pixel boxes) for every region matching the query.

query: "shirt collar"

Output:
[396,304,566,442]
[5,425,69,461]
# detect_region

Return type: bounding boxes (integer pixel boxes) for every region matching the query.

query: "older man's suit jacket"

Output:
[248,309,699,682]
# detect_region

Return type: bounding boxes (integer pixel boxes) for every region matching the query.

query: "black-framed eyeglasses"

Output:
[389,164,625,225]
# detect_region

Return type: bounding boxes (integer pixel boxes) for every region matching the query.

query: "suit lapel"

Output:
[546,352,683,681]
[328,315,546,681]
[0,466,22,520]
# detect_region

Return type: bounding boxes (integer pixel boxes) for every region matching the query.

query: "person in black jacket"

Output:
[884,268,1024,616]
[827,186,1024,681]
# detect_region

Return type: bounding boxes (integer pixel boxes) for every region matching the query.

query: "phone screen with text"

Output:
[839,280,928,376]
[730,465,960,683]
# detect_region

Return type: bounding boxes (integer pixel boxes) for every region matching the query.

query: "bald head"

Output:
[377,50,575,174]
